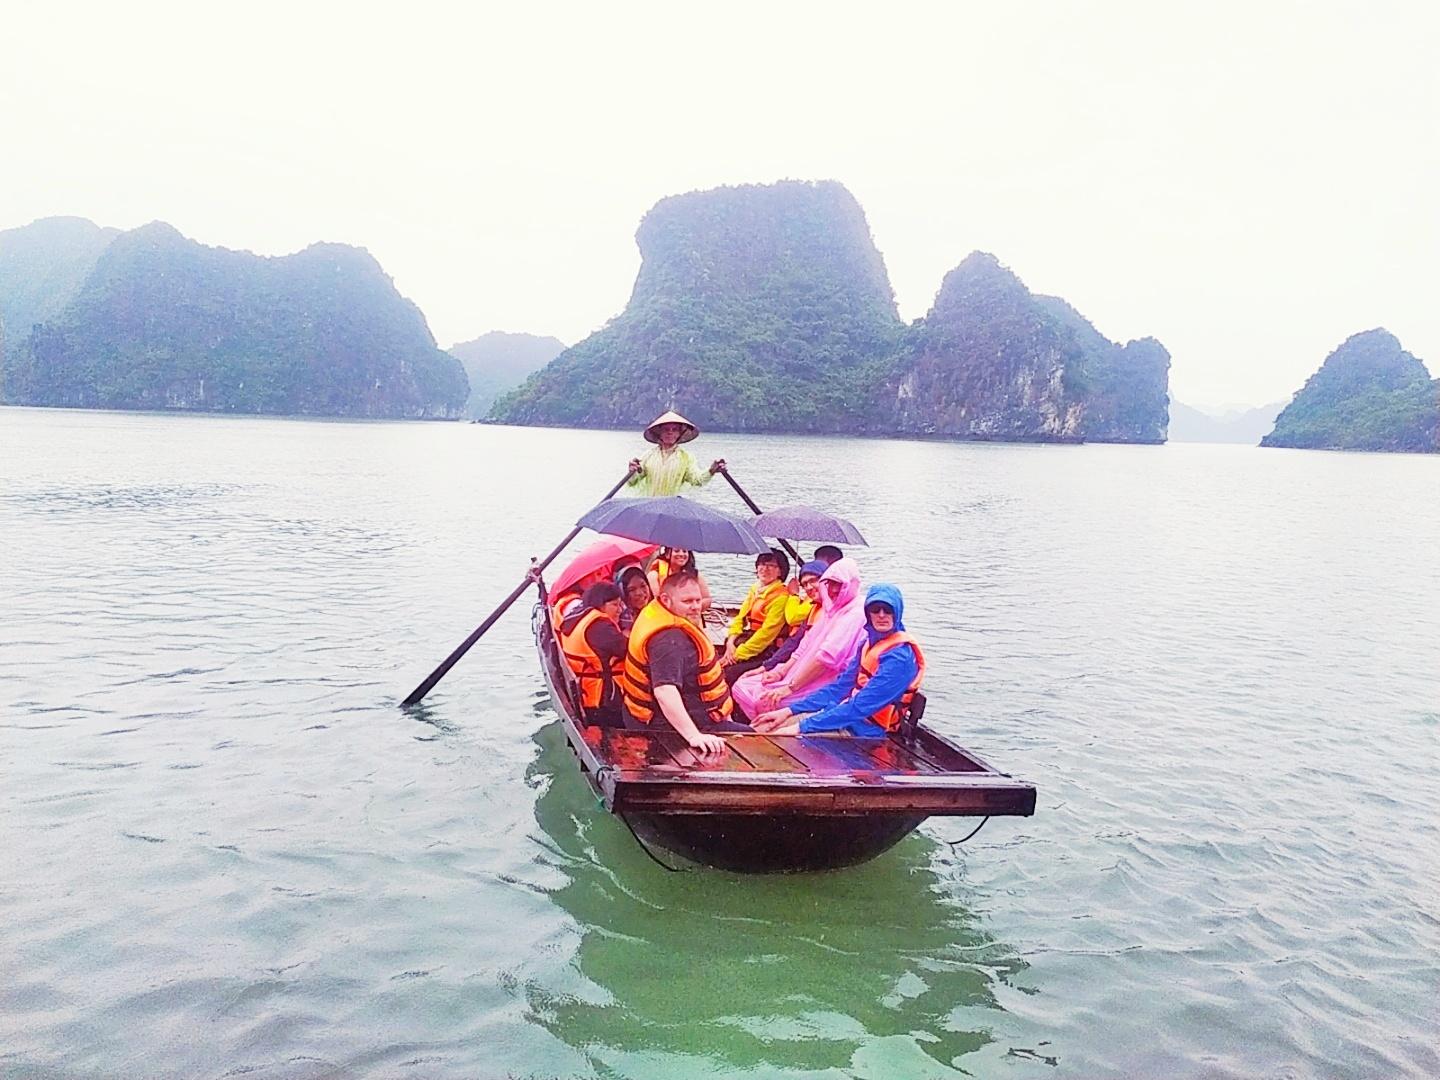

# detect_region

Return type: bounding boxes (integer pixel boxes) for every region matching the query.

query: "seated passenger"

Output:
[752,584,923,738]
[770,560,828,667]
[731,557,866,718]
[813,544,844,567]
[551,566,611,630]
[559,582,627,727]
[620,571,750,757]
[720,549,791,683]
[616,565,653,634]
[647,547,711,610]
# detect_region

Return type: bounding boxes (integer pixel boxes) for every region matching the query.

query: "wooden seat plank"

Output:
[725,734,808,774]
[650,729,758,771]
[767,736,879,776]
[859,738,946,774]
[596,729,686,770]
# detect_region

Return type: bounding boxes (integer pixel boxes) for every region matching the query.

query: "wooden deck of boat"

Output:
[573,723,1035,817]
[580,725,981,776]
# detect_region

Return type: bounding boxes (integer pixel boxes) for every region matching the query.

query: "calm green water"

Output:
[2,407,1437,1079]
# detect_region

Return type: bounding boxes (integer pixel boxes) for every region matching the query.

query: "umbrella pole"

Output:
[717,469,803,566]
[401,467,636,707]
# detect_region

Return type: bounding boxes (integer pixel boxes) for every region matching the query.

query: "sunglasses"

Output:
[865,604,894,616]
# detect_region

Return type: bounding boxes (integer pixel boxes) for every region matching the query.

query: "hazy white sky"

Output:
[3,1,1435,407]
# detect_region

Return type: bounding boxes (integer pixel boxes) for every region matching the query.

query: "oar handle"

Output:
[401,466,636,707]
[716,468,803,566]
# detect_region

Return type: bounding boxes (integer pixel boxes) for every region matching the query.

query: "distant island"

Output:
[448,331,564,419]
[1169,400,1285,444]
[492,180,1170,443]
[1262,329,1438,453]
[1,218,468,419]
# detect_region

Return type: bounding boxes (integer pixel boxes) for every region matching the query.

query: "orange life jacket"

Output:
[739,580,788,633]
[853,632,926,732]
[560,608,623,712]
[550,589,581,631]
[650,557,672,590]
[621,599,733,725]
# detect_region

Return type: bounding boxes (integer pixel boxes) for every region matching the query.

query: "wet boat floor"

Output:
[579,726,986,776]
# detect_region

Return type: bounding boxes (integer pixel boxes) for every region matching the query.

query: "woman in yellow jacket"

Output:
[719,549,791,684]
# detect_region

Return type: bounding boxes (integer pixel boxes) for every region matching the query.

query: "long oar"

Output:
[716,468,803,566]
[401,467,635,707]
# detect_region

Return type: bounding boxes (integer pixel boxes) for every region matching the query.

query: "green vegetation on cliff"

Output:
[877,254,1168,442]
[0,217,118,376]
[449,331,564,418]
[1262,329,1438,452]
[492,180,905,432]
[4,221,467,418]
[493,181,1169,442]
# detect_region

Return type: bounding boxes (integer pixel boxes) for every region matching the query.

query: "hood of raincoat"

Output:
[863,583,906,643]
[818,556,861,610]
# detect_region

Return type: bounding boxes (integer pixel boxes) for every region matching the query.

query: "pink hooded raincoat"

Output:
[731,556,866,718]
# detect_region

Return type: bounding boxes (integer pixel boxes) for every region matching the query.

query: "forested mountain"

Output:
[493,181,1170,442]
[448,331,564,418]
[872,254,1169,442]
[1169,401,1285,444]
[1261,329,1438,452]
[3,221,467,418]
[0,217,118,369]
[492,180,904,431]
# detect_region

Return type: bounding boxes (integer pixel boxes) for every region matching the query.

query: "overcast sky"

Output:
[3,1,1435,408]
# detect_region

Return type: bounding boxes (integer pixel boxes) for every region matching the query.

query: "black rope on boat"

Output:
[620,814,690,874]
[943,816,991,850]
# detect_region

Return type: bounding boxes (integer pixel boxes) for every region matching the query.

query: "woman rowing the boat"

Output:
[626,411,726,496]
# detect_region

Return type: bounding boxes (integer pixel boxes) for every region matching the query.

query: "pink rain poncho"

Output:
[732,557,866,718]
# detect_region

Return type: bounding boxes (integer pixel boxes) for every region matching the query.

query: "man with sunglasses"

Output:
[752,583,924,738]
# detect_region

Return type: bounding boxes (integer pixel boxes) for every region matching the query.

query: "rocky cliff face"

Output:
[493,182,1170,443]
[873,254,1169,442]
[491,180,905,432]
[1262,329,1438,452]
[0,217,119,381]
[5,221,468,418]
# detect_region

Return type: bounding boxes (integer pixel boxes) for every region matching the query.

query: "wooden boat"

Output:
[533,602,1036,873]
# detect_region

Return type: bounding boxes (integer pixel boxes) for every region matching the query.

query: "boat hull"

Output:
[533,602,1035,873]
[624,811,927,873]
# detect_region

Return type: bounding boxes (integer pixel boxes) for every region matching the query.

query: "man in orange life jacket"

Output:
[719,549,791,684]
[752,584,924,737]
[559,582,628,727]
[621,570,752,758]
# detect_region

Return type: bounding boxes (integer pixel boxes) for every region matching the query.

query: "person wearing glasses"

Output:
[731,557,866,719]
[719,549,791,682]
[752,583,924,737]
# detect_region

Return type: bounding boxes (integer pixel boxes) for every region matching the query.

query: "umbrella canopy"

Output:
[549,536,659,598]
[577,496,770,556]
[751,504,869,546]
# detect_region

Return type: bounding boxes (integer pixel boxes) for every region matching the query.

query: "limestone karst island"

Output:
[2,181,1436,451]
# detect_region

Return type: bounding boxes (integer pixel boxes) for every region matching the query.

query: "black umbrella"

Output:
[750,504,869,546]
[577,496,771,555]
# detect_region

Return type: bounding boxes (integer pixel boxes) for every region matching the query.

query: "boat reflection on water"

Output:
[523,717,1031,1076]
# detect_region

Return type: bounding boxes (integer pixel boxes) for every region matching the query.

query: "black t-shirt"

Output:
[585,617,627,666]
[647,626,708,723]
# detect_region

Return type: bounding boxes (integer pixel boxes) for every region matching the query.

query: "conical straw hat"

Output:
[643,410,699,444]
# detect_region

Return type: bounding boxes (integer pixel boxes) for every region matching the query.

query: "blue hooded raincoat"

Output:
[787,583,919,737]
